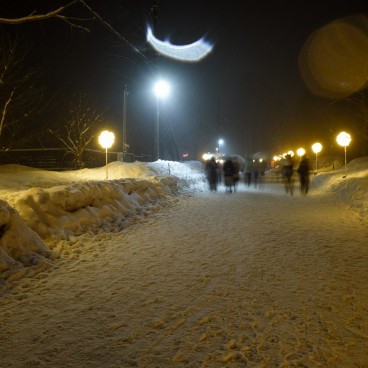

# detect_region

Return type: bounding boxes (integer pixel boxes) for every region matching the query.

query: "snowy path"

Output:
[1,184,368,367]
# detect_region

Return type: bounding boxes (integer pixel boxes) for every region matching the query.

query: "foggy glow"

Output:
[154,80,170,98]
[297,148,305,157]
[147,27,213,62]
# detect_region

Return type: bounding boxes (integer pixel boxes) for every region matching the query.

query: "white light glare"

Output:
[154,80,170,98]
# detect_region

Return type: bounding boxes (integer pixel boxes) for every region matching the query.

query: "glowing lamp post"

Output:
[98,130,115,179]
[297,148,305,162]
[336,132,351,177]
[218,139,224,157]
[312,142,322,174]
[154,80,170,161]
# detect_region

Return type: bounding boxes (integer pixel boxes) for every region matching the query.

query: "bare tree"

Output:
[0,35,48,148]
[49,94,103,168]
[0,1,148,61]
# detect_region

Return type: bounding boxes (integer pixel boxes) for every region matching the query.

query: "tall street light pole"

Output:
[154,80,170,161]
[218,138,224,157]
[156,93,160,161]
[122,85,128,161]
[297,147,305,162]
[98,130,115,179]
[336,131,351,178]
[312,142,322,175]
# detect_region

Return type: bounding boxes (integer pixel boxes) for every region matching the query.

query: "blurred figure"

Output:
[223,158,234,193]
[282,154,294,195]
[244,157,252,187]
[205,156,218,191]
[252,159,259,188]
[297,155,311,195]
[258,159,267,190]
[232,158,240,192]
[216,160,222,186]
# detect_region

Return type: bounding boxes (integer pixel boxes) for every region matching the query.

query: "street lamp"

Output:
[336,131,351,177]
[98,130,115,179]
[312,142,322,174]
[297,148,305,162]
[154,79,170,161]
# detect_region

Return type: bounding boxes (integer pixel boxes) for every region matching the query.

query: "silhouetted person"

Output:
[282,154,294,195]
[297,155,311,195]
[205,157,218,191]
[258,159,267,190]
[244,158,252,187]
[252,159,259,188]
[232,158,240,192]
[216,161,222,185]
[223,158,234,193]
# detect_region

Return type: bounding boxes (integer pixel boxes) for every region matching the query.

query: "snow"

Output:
[0,160,205,277]
[0,157,367,366]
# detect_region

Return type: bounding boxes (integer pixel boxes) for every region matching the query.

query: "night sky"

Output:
[1,0,368,160]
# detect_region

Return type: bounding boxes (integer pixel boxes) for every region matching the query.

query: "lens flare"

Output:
[146,26,213,62]
[299,15,368,98]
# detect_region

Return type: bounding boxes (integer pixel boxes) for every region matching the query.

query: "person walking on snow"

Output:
[297,155,311,195]
[282,154,294,195]
[223,158,235,193]
[205,157,218,191]
[232,158,241,192]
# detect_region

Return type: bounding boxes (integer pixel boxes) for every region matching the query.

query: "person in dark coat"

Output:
[244,158,252,187]
[205,157,218,191]
[232,159,240,192]
[297,155,311,194]
[223,158,235,193]
[282,154,294,194]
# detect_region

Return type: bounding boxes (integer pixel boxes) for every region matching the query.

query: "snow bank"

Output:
[0,161,206,281]
[311,156,368,213]
[12,177,178,240]
[0,199,51,280]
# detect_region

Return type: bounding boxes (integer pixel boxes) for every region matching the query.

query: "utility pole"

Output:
[122,84,128,161]
[150,0,161,160]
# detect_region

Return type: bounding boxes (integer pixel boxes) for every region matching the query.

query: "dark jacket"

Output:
[223,159,234,177]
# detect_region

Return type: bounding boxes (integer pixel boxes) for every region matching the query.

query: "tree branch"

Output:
[0,89,15,136]
[78,0,148,61]
[0,1,91,32]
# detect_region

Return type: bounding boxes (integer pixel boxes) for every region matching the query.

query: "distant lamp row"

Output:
[275,131,351,176]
